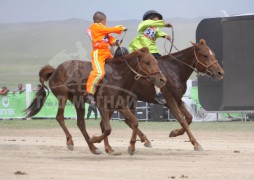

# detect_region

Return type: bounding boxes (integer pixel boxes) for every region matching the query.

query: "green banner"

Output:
[31,92,99,119]
[0,92,99,119]
[0,93,26,118]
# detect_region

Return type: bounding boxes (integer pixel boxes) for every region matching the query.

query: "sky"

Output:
[0,0,254,23]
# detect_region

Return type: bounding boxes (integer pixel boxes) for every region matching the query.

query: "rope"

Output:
[167,47,215,77]
[163,26,180,55]
[117,45,147,80]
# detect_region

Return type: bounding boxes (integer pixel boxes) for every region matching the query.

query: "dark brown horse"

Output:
[26,47,167,155]
[103,39,224,152]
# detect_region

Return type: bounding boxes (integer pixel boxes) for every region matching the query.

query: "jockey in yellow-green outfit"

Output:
[129,10,172,104]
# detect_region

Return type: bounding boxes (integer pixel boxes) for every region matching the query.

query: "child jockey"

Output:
[129,10,172,104]
[86,11,127,106]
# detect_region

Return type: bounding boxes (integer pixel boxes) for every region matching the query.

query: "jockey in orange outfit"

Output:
[86,11,127,106]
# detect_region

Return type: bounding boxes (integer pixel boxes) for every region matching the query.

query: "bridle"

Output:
[163,26,219,77]
[168,46,219,77]
[193,47,219,77]
[116,31,161,81]
[118,46,161,81]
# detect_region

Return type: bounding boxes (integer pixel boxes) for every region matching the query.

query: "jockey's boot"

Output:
[87,94,96,107]
[155,92,166,105]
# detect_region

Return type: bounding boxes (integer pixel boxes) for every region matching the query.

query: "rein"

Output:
[162,26,218,77]
[116,30,160,81]
[118,46,160,81]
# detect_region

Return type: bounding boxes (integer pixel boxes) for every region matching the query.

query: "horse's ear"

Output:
[199,39,206,45]
[135,47,149,57]
[190,41,197,46]
[139,47,149,53]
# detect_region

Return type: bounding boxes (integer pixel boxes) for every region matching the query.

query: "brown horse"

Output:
[103,39,224,152]
[26,47,167,155]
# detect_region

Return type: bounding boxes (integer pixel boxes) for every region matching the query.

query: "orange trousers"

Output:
[86,49,112,95]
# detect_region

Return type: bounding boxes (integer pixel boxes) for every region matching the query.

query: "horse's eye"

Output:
[203,54,208,59]
[145,61,150,65]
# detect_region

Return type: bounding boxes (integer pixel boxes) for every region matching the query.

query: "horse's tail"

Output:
[25,65,55,118]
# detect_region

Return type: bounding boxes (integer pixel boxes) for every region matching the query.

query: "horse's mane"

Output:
[167,39,206,57]
[106,47,149,65]
[170,46,193,56]
[106,51,138,65]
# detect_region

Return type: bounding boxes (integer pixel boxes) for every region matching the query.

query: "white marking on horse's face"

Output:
[209,49,213,56]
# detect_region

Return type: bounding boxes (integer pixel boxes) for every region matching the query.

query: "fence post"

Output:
[25,84,32,118]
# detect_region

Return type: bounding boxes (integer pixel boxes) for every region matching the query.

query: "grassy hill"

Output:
[0,18,202,90]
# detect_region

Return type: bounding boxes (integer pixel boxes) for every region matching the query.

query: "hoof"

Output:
[144,142,152,148]
[67,144,74,151]
[105,148,114,154]
[169,130,176,137]
[91,148,102,155]
[194,146,203,151]
[128,146,135,156]
[108,151,122,156]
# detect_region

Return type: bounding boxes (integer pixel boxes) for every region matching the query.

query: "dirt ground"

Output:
[1,127,254,180]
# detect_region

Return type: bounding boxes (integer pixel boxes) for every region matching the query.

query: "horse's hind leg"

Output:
[169,102,192,137]
[75,106,101,155]
[89,107,111,144]
[56,97,74,151]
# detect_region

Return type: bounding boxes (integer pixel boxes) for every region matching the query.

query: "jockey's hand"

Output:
[165,23,172,28]
[122,26,128,31]
[165,35,171,41]
[114,40,121,46]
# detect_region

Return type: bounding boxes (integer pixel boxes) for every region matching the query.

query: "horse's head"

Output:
[133,47,167,88]
[191,39,224,80]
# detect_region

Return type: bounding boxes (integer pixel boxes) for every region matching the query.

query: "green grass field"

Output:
[1,119,254,132]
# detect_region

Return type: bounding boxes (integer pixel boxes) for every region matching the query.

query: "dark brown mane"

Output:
[106,47,149,65]
[168,39,207,58]
[106,50,137,65]
[169,46,193,57]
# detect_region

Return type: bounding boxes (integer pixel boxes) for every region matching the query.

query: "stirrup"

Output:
[155,93,166,105]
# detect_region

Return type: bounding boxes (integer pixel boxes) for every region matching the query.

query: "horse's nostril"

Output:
[159,78,166,84]
[218,71,224,76]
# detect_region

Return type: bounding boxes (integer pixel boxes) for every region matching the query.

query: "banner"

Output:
[0,93,26,118]
[0,92,99,119]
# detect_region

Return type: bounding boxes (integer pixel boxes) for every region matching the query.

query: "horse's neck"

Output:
[104,58,138,88]
[169,46,196,82]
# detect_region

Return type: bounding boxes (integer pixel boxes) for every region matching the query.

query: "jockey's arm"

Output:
[138,20,166,32]
[99,25,124,35]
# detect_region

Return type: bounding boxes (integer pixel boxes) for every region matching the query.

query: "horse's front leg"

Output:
[167,99,203,151]
[124,106,152,148]
[89,107,111,144]
[124,117,152,147]
[169,101,193,137]
[100,110,116,154]
[120,108,139,155]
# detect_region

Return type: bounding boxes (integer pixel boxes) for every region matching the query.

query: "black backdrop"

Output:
[196,15,254,111]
